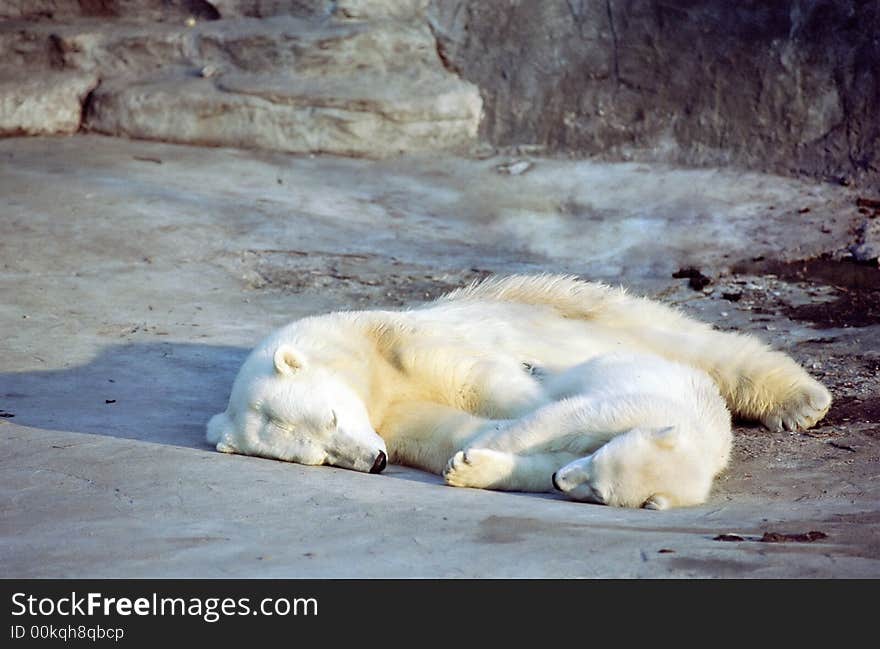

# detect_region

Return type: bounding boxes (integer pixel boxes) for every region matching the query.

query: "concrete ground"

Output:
[1,134,878,578]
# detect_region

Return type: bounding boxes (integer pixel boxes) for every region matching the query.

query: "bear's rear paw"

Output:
[761,379,832,432]
[443,449,514,489]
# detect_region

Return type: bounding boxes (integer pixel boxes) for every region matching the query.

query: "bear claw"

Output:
[761,381,832,432]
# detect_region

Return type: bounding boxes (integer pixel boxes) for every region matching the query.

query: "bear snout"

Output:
[370,450,387,474]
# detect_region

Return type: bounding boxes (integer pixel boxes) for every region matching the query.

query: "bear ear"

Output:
[206,411,237,453]
[652,425,681,449]
[273,344,306,376]
[206,411,230,444]
[643,494,670,510]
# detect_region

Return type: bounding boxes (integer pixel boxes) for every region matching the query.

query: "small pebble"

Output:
[200,65,220,78]
[496,160,533,176]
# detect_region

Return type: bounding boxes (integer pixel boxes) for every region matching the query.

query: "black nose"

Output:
[370,450,387,474]
[551,472,562,491]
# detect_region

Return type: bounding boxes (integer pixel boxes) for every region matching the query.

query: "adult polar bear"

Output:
[207,274,831,509]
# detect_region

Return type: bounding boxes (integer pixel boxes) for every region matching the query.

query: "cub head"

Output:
[552,426,711,510]
[207,343,387,474]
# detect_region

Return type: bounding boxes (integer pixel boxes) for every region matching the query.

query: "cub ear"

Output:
[652,425,681,450]
[273,344,306,376]
[643,494,670,510]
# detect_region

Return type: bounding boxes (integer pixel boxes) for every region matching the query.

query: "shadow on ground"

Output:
[0,340,506,492]
[0,342,248,450]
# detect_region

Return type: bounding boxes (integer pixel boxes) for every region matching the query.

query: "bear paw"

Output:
[443,448,513,489]
[761,379,832,432]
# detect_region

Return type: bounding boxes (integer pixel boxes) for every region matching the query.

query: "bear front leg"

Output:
[467,395,640,456]
[442,395,647,492]
[443,449,580,492]
[378,401,494,475]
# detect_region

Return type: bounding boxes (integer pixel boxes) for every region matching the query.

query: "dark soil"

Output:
[244,249,493,306]
[823,396,880,432]
[673,267,712,291]
[732,256,880,328]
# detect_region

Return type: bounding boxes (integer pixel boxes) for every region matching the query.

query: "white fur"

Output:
[545,354,731,509]
[208,274,831,508]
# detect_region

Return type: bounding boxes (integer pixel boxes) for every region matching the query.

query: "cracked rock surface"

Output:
[429,0,880,184]
[0,0,481,155]
[0,68,97,135]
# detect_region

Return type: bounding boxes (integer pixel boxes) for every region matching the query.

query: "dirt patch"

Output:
[672,267,712,291]
[745,256,880,292]
[731,256,880,328]
[712,531,828,543]
[674,257,880,510]
[242,249,492,307]
[782,293,879,328]
[760,530,828,543]
[822,396,880,431]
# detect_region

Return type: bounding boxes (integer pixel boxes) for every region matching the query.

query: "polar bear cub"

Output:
[547,354,732,508]
[445,353,732,509]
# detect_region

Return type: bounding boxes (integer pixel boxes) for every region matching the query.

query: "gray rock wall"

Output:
[0,0,481,155]
[429,0,880,183]
[2,0,878,180]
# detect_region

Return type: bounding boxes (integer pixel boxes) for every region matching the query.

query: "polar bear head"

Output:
[206,343,387,474]
[551,426,711,510]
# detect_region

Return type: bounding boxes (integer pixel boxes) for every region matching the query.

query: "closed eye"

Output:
[590,485,608,505]
[266,415,295,433]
